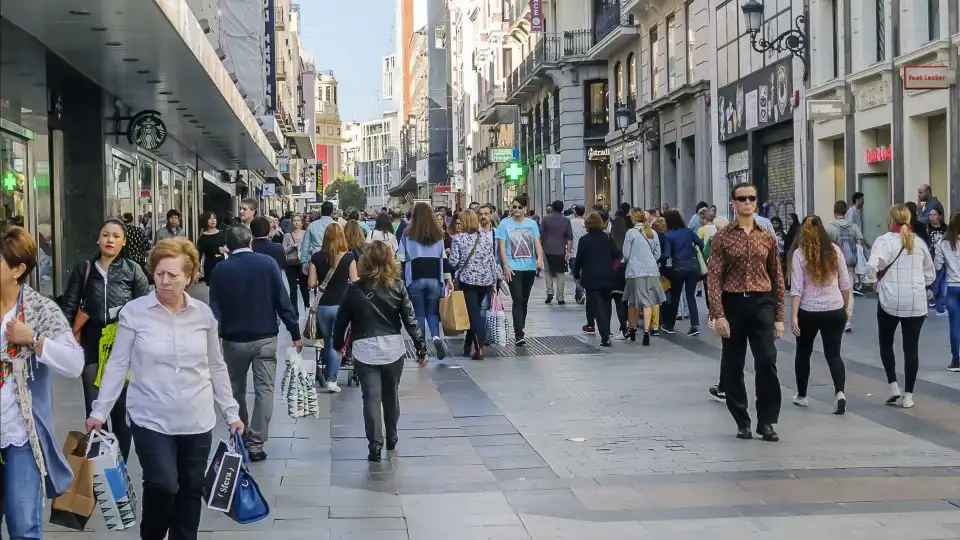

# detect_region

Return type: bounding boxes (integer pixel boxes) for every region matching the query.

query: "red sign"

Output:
[530,0,543,31]
[865,145,892,164]
[433,185,451,193]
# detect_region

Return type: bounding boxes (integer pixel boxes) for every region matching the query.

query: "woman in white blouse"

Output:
[87,237,242,539]
[867,204,935,409]
[368,213,400,253]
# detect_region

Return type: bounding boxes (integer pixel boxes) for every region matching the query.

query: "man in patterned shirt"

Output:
[707,183,785,442]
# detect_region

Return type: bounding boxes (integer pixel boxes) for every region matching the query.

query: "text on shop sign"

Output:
[902,65,954,90]
[865,145,892,164]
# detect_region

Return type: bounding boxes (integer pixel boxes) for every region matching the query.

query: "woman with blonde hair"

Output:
[448,209,500,360]
[88,237,242,539]
[344,220,367,259]
[308,223,359,392]
[621,209,666,345]
[789,215,851,414]
[333,241,426,462]
[867,204,935,408]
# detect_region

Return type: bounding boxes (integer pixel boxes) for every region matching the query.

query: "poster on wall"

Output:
[717,58,793,142]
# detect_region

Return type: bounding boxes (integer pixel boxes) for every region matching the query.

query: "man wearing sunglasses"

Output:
[496,196,544,346]
[706,183,785,443]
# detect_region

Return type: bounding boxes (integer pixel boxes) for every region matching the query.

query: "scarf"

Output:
[0,285,71,500]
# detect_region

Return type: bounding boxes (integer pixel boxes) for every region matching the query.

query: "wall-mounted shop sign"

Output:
[263,0,277,113]
[108,110,167,150]
[717,58,794,143]
[490,148,517,163]
[807,99,847,121]
[902,65,955,90]
[545,154,561,169]
[262,183,277,197]
[865,144,893,164]
[587,148,610,160]
[530,0,543,31]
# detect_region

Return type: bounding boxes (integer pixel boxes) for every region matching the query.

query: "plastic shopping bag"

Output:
[87,431,137,531]
[281,348,319,419]
[855,244,867,277]
[486,294,508,346]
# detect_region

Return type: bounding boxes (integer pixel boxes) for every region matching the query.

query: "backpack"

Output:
[835,223,857,265]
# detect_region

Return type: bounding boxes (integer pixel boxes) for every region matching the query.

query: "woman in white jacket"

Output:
[867,204,935,408]
[367,213,399,254]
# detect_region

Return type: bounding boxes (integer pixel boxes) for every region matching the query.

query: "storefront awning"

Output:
[2,0,278,172]
[388,171,417,197]
[286,132,315,161]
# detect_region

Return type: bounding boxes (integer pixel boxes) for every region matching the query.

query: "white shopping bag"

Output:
[87,431,137,531]
[486,294,508,346]
[282,348,319,419]
[855,244,868,277]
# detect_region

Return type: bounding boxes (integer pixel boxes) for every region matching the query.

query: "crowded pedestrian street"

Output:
[42,276,960,540]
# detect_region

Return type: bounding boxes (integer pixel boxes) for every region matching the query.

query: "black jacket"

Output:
[252,238,286,273]
[572,231,619,291]
[333,279,424,353]
[60,257,150,330]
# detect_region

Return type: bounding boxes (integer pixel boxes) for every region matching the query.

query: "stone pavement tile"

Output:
[475,443,541,458]
[405,525,531,540]
[571,485,652,511]
[490,467,560,482]
[331,471,399,492]
[469,434,529,447]
[463,423,521,437]
[639,516,762,536]
[505,489,583,515]
[326,517,408,533]
[272,518,333,530]
[457,415,517,427]
[211,532,327,540]
[518,513,649,539]
[748,512,960,539]
[497,476,601,493]
[632,481,762,508]
[330,505,406,518]
[394,477,500,494]
[481,454,551,470]
[402,492,523,530]
[391,454,484,467]
[328,485,403,506]
[330,531,409,540]
[734,478,842,504]
[390,463,495,481]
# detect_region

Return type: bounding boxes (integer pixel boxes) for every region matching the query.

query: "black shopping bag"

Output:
[203,437,242,513]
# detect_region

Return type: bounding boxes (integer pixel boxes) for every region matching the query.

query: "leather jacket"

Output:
[60,257,150,330]
[332,279,425,353]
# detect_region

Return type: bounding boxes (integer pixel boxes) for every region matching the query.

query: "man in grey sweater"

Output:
[540,200,573,304]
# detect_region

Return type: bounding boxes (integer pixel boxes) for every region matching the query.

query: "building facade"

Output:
[357,118,397,211]
[805,0,958,242]
[341,121,362,179]
[316,71,344,197]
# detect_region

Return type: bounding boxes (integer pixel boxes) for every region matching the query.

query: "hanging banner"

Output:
[530,0,543,31]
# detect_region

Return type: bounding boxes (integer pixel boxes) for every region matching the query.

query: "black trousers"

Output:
[877,305,925,393]
[81,363,131,462]
[661,268,702,329]
[612,292,628,332]
[794,307,847,396]
[507,270,536,335]
[131,423,212,540]
[460,282,490,348]
[285,264,310,315]
[586,288,613,339]
[719,292,781,428]
[355,358,404,446]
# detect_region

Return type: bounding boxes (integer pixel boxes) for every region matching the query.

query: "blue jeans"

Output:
[317,305,342,381]
[2,442,43,539]
[408,278,442,340]
[948,286,960,362]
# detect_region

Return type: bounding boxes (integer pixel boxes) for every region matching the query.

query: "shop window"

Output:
[139,160,154,238]
[584,79,609,138]
[627,53,636,97]
[158,166,171,233]
[649,26,660,99]
[666,14,677,92]
[876,0,885,61]
[614,61,623,103]
[830,0,840,77]
[928,0,940,41]
[685,5,695,80]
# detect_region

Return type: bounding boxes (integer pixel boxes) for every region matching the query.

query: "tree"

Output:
[326,175,367,211]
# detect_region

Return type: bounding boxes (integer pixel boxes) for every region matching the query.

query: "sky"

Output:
[298,0,395,123]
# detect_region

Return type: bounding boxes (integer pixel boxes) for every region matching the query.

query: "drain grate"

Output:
[405,335,606,358]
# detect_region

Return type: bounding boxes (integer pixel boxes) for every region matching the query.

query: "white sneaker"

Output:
[792,396,809,407]
[901,392,915,408]
[325,381,341,393]
[834,391,846,415]
[885,382,902,405]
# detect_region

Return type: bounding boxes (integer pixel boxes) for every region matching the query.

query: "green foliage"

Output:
[326,176,366,210]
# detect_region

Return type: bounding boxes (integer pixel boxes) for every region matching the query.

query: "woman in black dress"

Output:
[196,211,226,285]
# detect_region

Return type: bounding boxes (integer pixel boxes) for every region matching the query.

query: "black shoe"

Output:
[708,385,726,402]
[545,294,553,304]
[557,300,566,306]
[248,449,268,462]
[386,438,398,451]
[641,332,650,346]
[600,338,612,347]
[515,333,526,346]
[628,328,637,342]
[757,425,779,442]
[676,314,684,321]
[433,337,447,360]
[462,338,473,357]
[661,327,676,335]
[687,327,701,337]
[650,328,660,337]
[736,427,753,440]
[368,443,383,462]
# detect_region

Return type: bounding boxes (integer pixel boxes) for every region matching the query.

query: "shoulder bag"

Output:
[455,233,481,282]
[302,256,338,342]
[876,246,905,282]
[71,262,92,342]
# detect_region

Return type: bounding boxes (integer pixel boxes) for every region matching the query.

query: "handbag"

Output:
[71,262,92,342]
[876,247,905,282]
[225,431,270,524]
[302,263,337,343]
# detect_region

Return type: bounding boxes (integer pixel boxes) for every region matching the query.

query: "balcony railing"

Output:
[593,0,629,44]
[275,5,287,30]
[276,58,287,81]
[507,0,530,25]
[472,147,492,172]
[506,31,594,97]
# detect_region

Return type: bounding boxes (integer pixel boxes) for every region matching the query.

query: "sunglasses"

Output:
[734,195,758,202]
[511,205,524,210]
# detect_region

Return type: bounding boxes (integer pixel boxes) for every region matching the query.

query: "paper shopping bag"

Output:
[49,431,97,531]
[203,437,243,513]
[439,291,470,335]
[87,431,137,530]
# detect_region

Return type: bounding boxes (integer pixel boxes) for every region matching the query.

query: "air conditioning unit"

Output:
[215,47,227,60]
[199,18,211,33]
[228,72,239,83]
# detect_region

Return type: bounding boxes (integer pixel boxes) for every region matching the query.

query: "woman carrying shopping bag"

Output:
[333,241,428,462]
[87,238,243,540]
[448,210,501,360]
[1,226,85,538]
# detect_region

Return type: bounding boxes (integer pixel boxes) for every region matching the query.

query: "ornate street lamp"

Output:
[741,0,809,81]
[615,105,631,135]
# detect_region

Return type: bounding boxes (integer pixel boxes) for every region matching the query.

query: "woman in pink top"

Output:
[790,216,852,415]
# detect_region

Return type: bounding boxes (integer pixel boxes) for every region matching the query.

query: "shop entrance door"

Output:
[1,132,29,228]
[859,173,891,245]
[108,151,138,220]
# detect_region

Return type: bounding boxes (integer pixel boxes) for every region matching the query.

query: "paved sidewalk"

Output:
[44,276,960,539]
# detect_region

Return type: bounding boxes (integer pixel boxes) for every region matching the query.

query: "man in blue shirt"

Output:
[211,226,302,462]
[300,201,335,269]
[496,195,543,346]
